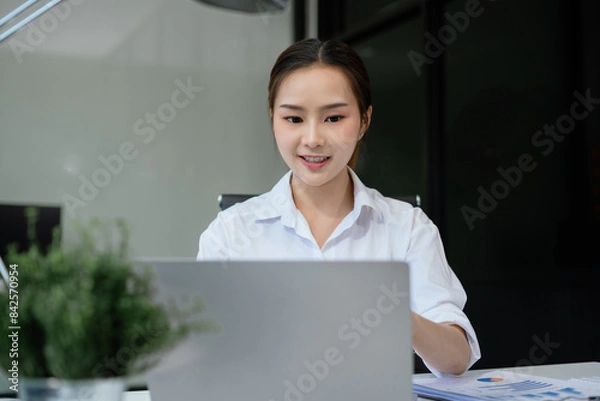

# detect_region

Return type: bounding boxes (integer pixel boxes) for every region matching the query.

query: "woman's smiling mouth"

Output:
[300,155,331,169]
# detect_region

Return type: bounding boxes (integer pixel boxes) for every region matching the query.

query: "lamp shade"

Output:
[194,0,290,13]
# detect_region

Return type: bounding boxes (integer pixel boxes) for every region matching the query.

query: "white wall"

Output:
[0,0,291,257]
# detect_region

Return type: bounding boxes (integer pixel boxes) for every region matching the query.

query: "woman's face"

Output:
[271,65,371,192]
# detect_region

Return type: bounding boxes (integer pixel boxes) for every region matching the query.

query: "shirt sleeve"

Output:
[197,213,230,261]
[405,208,481,377]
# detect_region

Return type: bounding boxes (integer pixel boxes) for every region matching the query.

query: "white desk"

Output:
[414,362,600,400]
[417,361,600,380]
[119,362,600,401]
[123,391,152,401]
[3,362,598,401]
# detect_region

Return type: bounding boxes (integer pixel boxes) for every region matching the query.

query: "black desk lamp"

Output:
[193,0,290,13]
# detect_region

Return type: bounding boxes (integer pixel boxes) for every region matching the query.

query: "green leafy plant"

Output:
[0,209,218,379]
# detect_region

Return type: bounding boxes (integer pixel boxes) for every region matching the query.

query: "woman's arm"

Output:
[412,311,471,375]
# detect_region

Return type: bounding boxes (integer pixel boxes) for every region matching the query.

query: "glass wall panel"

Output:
[443,0,567,281]
[353,16,425,200]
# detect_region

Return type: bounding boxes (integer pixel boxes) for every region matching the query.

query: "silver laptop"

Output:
[144,260,412,401]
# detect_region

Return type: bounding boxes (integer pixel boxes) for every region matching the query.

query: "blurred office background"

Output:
[0,0,292,257]
[1,0,599,371]
[318,0,600,371]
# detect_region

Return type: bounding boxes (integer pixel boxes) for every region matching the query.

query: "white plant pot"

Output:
[20,378,125,401]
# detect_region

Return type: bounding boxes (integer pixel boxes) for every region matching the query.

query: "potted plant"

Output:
[0,208,218,401]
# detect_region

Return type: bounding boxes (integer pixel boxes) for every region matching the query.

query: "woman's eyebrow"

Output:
[278,102,349,111]
[279,104,304,111]
[320,102,349,110]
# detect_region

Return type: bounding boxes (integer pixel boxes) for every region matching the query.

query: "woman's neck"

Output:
[290,168,355,220]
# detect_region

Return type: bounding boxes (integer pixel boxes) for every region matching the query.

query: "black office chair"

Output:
[217,194,257,211]
[218,193,421,211]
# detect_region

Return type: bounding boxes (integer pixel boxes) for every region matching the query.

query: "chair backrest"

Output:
[217,194,256,211]
[393,194,421,208]
[218,193,421,210]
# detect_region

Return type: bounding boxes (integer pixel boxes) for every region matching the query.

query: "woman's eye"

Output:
[285,116,303,123]
[325,115,343,123]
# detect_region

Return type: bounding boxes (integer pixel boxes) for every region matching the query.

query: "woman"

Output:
[197,38,481,377]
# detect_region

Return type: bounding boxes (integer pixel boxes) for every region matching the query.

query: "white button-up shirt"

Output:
[197,168,481,377]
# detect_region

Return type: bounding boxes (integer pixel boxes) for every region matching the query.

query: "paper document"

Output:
[413,370,600,400]
[566,377,600,393]
[572,377,600,384]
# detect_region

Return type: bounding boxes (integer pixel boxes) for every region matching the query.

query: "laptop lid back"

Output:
[145,260,412,401]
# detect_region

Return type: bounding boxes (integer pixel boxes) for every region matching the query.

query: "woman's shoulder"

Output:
[364,186,421,215]
[362,186,437,229]
[351,169,421,218]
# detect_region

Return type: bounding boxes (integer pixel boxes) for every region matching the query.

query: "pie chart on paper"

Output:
[477,377,504,383]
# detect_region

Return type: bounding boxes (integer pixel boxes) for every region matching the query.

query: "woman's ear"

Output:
[361,105,373,135]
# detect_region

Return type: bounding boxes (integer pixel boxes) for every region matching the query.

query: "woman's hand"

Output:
[411,312,471,375]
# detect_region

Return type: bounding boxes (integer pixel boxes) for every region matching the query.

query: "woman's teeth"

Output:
[303,156,328,162]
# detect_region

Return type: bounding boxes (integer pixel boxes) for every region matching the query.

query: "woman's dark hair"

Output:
[268,38,372,169]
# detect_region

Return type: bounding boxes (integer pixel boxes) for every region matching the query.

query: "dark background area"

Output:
[0,204,61,261]
[310,0,600,371]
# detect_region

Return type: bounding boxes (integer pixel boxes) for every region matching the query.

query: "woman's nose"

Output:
[302,121,325,148]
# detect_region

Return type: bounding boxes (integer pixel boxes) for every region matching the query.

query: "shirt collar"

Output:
[256,167,382,223]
